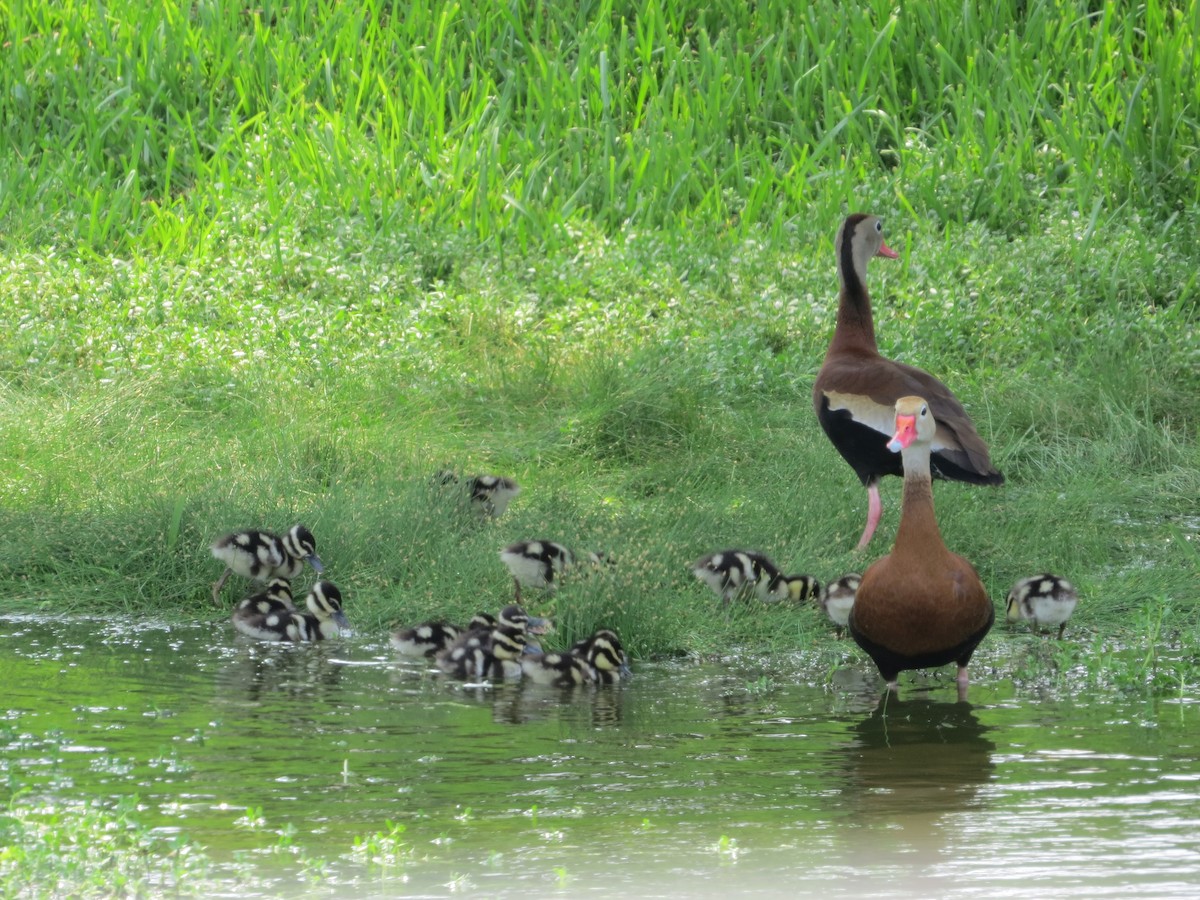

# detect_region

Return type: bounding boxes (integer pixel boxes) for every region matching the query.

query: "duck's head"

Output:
[887,396,936,453]
[587,630,632,679]
[497,604,551,636]
[837,214,899,282]
[264,577,293,600]
[307,580,349,630]
[284,524,324,572]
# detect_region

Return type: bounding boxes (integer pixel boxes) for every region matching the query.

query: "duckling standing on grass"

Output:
[691,549,821,606]
[435,471,521,518]
[819,573,862,638]
[210,524,324,606]
[390,612,498,658]
[231,578,296,641]
[499,540,607,602]
[1006,574,1079,639]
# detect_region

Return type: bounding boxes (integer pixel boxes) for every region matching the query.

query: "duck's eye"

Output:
[921,405,929,417]
[875,220,883,232]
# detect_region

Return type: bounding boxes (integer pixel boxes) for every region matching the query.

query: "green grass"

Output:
[0,0,1196,658]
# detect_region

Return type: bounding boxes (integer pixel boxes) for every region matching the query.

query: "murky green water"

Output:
[2,614,1199,897]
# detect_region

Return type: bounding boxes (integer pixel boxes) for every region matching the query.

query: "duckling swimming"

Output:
[231,578,297,641]
[390,612,497,658]
[819,573,862,638]
[284,580,350,643]
[436,604,547,681]
[520,650,596,686]
[691,549,820,605]
[1006,573,1079,639]
[210,524,324,606]
[571,628,632,684]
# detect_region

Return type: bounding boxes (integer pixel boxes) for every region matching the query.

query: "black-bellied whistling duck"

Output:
[691,550,820,605]
[849,397,994,698]
[813,214,1003,550]
[1006,574,1079,639]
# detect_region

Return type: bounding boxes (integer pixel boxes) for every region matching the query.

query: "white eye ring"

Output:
[875,220,883,232]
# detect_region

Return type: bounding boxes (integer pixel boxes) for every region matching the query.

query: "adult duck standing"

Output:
[812,214,1003,549]
[849,397,994,698]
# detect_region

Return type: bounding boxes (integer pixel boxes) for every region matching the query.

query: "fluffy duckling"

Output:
[1006,574,1079,639]
[231,578,297,641]
[499,540,606,602]
[435,470,521,518]
[820,573,862,638]
[210,524,324,606]
[437,604,548,681]
[691,550,820,606]
[520,650,596,687]
[571,628,632,684]
[390,612,498,658]
[283,580,350,643]
[467,475,521,518]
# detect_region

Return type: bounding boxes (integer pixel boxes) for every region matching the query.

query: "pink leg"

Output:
[855,482,883,550]
[956,665,970,701]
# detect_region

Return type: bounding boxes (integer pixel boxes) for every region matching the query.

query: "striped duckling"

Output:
[1006,574,1079,639]
[210,524,324,606]
[571,628,632,684]
[819,573,862,638]
[499,540,607,602]
[520,648,596,687]
[231,578,297,641]
[284,581,350,643]
[436,604,549,681]
[390,612,497,658]
[435,470,521,518]
[691,549,821,606]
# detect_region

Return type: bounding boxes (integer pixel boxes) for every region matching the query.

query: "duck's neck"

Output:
[831,240,878,353]
[892,445,949,558]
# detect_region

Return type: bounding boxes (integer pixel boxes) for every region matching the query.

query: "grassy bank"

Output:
[0,1,1197,656]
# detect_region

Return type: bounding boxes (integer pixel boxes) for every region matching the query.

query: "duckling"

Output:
[283,580,350,643]
[210,524,324,606]
[1006,574,1079,639]
[466,475,521,518]
[434,470,521,518]
[820,573,862,638]
[231,578,297,641]
[691,550,821,605]
[571,628,632,684]
[520,650,596,686]
[499,540,606,602]
[437,604,548,681]
[390,612,498,658]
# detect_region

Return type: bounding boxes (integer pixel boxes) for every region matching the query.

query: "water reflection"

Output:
[3,615,1200,899]
[842,692,996,816]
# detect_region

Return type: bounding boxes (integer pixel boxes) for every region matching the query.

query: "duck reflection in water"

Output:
[829,692,996,890]
[843,691,995,818]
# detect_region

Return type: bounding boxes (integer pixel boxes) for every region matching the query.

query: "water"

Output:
[2,614,1199,898]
